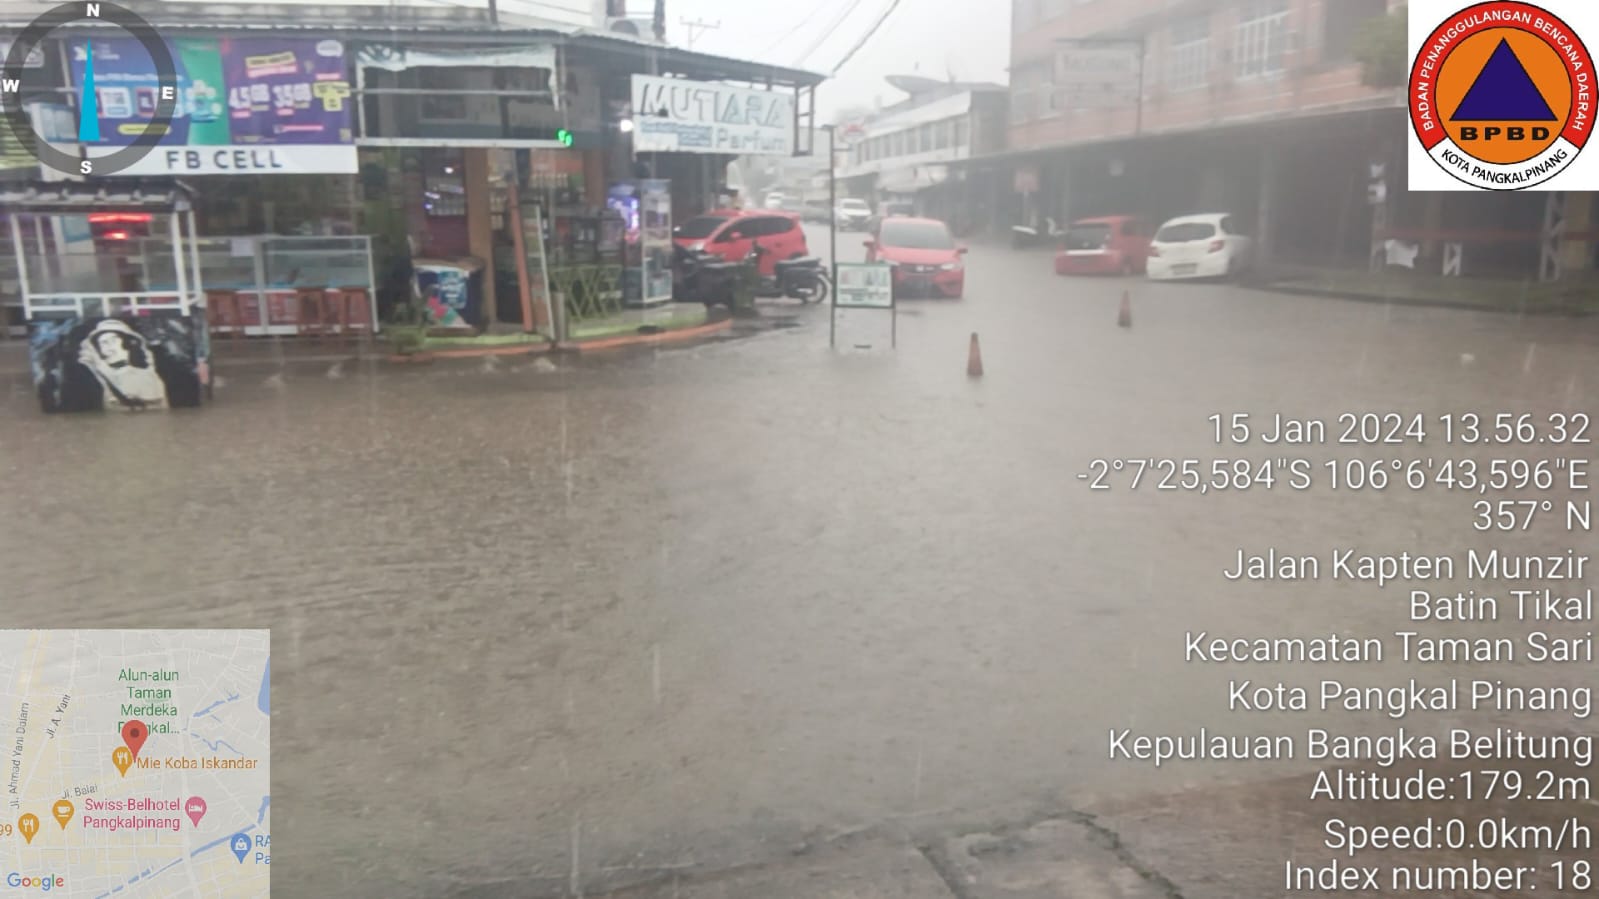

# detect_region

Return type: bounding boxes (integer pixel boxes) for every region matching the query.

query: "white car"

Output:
[1146,213,1254,281]
[835,198,872,231]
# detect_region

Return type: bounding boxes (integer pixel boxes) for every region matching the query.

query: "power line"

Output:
[678,17,722,50]
[827,0,904,75]
[790,0,868,65]
[756,0,856,59]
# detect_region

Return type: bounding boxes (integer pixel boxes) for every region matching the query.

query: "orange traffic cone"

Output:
[1117,290,1132,328]
[967,332,984,377]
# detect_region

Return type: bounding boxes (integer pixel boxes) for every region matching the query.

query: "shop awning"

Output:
[877,165,949,194]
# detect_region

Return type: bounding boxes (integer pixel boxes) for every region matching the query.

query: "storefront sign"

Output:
[1053,41,1141,109]
[87,144,357,175]
[630,75,793,156]
[68,36,353,173]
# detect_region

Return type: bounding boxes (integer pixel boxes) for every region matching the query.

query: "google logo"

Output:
[5,873,65,891]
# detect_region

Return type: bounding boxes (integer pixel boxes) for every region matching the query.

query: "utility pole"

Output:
[678,17,720,50]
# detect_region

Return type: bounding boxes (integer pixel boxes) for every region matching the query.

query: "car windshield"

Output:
[675,216,729,239]
[880,220,955,249]
[1155,221,1218,242]
[1064,224,1113,250]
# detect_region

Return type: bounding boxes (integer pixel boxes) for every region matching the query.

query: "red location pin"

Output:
[121,720,150,760]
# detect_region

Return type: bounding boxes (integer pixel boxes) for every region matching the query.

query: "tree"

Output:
[1354,6,1409,88]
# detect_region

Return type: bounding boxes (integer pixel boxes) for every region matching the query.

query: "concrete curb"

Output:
[562,316,733,352]
[1248,282,1597,317]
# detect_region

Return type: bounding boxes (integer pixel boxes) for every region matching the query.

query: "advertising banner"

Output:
[1052,41,1142,109]
[630,75,793,155]
[70,36,355,175]
[30,313,206,413]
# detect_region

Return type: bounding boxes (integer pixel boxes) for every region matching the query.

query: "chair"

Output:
[205,290,241,339]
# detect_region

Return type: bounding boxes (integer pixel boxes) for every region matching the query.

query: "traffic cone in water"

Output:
[967,332,984,378]
[1117,290,1132,328]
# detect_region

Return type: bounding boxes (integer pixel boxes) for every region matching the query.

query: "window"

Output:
[1064,223,1112,250]
[918,123,934,153]
[954,116,970,149]
[1155,221,1217,242]
[935,119,952,150]
[1234,0,1290,80]
[880,219,955,250]
[1166,15,1210,90]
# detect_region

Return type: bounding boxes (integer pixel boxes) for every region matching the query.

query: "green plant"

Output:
[385,323,429,355]
[1354,6,1408,88]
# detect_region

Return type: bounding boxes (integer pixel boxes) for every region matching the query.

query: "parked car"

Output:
[801,200,832,223]
[764,192,786,209]
[864,216,966,299]
[1052,216,1151,276]
[1146,213,1254,281]
[673,210,809,279]
[836,198,872,231]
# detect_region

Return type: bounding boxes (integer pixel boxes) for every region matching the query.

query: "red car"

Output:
[1053,216,1152,276]
[673,210,809,279]
[864,217,966,299]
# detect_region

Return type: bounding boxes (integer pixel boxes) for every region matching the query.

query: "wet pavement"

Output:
[3,228,1598,896]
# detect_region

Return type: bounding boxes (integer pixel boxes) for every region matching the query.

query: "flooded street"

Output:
[3,234,1597,896]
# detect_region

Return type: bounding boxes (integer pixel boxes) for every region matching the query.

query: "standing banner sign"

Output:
[831,262,896,349]
[71,36,355,175]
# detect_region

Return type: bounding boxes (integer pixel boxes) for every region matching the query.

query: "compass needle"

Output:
[78,41,99,142]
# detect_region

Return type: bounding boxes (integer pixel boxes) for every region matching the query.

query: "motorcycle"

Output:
[771,254,830,304]
[1012,217,1064,250]
[676,244,830,307]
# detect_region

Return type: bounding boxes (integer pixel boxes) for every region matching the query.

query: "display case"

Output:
[607,179,672,307]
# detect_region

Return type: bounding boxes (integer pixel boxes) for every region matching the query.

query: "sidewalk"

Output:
[1248,266,1599,316]
[0,304,741,377]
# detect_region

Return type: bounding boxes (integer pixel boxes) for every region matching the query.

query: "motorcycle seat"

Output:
[774,256,822,272]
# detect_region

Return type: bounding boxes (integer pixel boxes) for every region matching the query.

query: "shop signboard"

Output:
[630,75,793,156]
[1052,40,1141,109]
[71,36,355,175]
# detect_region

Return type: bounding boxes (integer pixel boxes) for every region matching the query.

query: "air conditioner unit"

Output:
[606,16,661,40]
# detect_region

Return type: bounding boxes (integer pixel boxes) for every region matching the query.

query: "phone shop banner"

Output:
[70,36,355,175]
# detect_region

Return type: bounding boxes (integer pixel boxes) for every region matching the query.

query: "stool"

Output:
[334,287,371,335]
[205,290,241,339]
[294,288,330,338]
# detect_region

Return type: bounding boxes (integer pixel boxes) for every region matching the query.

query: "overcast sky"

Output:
[654,0,1011,116]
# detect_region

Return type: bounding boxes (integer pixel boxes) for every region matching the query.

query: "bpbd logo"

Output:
[1410,1,1594,189]
[5,872,65,891]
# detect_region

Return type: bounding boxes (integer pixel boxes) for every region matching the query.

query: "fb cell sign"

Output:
[1408,0,1599,190]
[630,75,793,155]
[71,36,355,175]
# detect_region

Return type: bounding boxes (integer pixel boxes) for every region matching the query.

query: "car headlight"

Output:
[939,261,962,271]
[689,242,705,251]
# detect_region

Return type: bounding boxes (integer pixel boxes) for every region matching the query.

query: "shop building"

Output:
[983,0,1594,278]
[835,76,1008,235]
[1,0,823,340]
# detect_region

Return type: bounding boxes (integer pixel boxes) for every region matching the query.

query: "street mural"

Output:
[30,313,206,413]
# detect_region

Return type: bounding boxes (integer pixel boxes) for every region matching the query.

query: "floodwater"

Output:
[3,233,1597,896]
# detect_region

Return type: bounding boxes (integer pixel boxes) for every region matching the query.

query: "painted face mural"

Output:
[30,314,206,413]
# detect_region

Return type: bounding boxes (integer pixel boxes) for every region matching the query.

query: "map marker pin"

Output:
[17,813,38,844]
[51,800,74,829]
[113,746,133,777]
[185,797,207,828]
[121,720,149,759]
[230,832,251,864]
